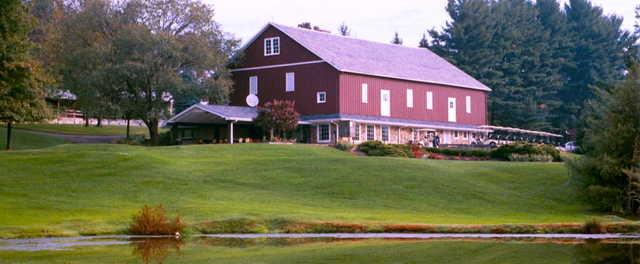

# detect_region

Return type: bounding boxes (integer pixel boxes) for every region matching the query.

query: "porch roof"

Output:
[300,114,492,133]
[167,104,259,125]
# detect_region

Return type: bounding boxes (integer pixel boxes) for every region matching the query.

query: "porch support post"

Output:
[229,121,234,144]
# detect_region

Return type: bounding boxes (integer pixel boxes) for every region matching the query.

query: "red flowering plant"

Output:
[255,100,300,142]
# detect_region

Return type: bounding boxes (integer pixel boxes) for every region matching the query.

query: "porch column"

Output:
[228,121,234,144]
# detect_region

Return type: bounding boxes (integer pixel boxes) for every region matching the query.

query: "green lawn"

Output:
[12,123,153,136]
[0,128,67,150]
[0,143,601,238]
[0,239,579,264]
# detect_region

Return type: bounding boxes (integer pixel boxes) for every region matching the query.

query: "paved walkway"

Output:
[20,129,124,144]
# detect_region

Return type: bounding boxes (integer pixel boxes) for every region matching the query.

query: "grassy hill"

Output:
[0,128,67,150]
[0,143,601,238]
[13,123,153,136]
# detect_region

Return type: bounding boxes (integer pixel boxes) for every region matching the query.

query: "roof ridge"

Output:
[269,22,434,52]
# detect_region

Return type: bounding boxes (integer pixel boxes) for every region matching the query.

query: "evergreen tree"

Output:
[428,0,630,132]
[338,22,350,36]
[559,0,630,130]
[418,33,429,48]
[570,63,640,214]
[0,0,51,150]
[391,32,403,45]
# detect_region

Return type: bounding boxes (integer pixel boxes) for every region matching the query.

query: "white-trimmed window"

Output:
[249,76,258,95]
[381,126,389,142]
[285,72,295,92]
[317,91,327,103]
[466,96,472,113]
[264,37,280,56]
[317,124,330,142]
[352,123,360,141]
[366,125,375,141]
[406,89,413,108]
[426,91,433,110]
[361,83,368,103]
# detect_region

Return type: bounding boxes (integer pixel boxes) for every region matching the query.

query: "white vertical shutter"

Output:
[361,83,368,103]
[426,91,433,110]
[249,76,258,95]
[406,89,413,108]
[466,96,471,113]
[285,72,295,92]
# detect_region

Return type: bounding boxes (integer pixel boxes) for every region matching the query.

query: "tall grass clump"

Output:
[129,205,185,235]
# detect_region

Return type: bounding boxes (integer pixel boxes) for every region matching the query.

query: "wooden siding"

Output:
[235,26,321,68]
[339,72,488,125]
[231,62,340,115]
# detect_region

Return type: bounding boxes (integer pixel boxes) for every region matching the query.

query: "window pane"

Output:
[272,38,280,54]
[319,124,330,141]
[285,72,295,92]
[249,76,258,95]
[406,89,413,108]
[265,39,272,55]
[382,126,389,142]
[466,96,471,113]
[353,123,360,141]
[361,83,368,103]
[426,91,433,110]
[367,125,374,141]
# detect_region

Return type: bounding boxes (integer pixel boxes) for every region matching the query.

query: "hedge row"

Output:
[359,141,561,162]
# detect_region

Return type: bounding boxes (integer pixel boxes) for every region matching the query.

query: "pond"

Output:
[1,234,640,263]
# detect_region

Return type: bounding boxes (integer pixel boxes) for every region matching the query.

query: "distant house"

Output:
[167,23,492,145]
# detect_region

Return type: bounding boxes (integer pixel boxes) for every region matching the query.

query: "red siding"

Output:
[231,63,340,115]
[236,26,320,68]
[339,73,488,125]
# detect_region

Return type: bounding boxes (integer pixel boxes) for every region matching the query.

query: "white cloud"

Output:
[207,0,636,47]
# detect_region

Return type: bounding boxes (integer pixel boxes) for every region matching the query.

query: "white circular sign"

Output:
[246,94,259,107]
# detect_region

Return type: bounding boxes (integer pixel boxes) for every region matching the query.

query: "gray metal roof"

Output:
[270,23,491,92]
[197,104,259,121]
[167,104,259,124]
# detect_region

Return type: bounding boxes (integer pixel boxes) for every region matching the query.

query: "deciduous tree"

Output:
[255,100,299,141]
[0,0,51,150]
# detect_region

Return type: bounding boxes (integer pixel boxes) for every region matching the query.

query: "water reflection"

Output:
[131,238,183,264]
[128,237,640,264]
[575,240,640,264]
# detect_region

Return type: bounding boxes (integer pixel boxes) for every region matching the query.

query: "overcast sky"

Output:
[208,0,637,46]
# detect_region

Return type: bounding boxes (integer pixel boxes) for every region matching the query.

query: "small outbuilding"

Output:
[166,104,263,144]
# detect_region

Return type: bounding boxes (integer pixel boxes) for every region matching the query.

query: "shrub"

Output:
[583,219,606,234]
[425,147,491,158]
[491,143,560,161]
[129,205,185,235]
[508,153,553,162]
[198,218,268,234]
[582,185,624,212]
[158,131,175,146]
[358,141,413,158]
[333,141,353,151]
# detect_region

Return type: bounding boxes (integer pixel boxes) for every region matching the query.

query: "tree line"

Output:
[425,0,637,133]
[1,0,238,146]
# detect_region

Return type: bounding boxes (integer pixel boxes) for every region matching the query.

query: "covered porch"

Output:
[165,104,263,144]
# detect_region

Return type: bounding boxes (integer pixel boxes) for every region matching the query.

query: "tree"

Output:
[338,22,350,36]
[0,0,51,150]
[558,0,631,130]
[255,100,299,141]
[298,22,312,29]
[418,33,429,48]
[56,0,120,127]
[108,0,237,145]
[391,32,403,45]
[428,0,630,132]
[569,63,640,215]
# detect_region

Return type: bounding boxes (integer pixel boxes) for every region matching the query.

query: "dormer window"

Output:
[264,37,280,56]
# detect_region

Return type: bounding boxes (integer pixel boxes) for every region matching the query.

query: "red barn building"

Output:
[168,23,492,145]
